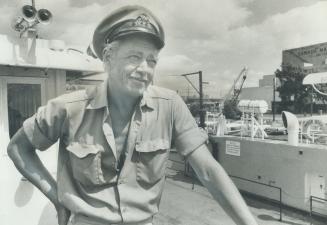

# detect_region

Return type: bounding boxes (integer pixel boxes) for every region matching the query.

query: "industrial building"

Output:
[240,42,327,111]
[282,42,327,74]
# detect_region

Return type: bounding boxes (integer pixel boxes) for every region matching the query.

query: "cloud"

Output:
[225,1,327,72]
[257,1,327,49]
[156,54,201,75]
[154,54,201,92]
[161,0,251,40]
[168,1,327,97]
[243,0,322,26]
[0,0,326,98]
[0,0,252,47]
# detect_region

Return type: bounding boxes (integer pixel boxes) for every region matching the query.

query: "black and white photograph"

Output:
[1,0,327,225]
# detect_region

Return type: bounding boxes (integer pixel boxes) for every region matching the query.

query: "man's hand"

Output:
[56,205,71,225]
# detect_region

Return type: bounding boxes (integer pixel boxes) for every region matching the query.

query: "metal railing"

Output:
[229,175,283,222]
[167,156,284,221]
[310,196,327,222]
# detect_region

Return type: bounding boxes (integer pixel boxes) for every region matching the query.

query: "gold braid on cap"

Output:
[133,14,151,27]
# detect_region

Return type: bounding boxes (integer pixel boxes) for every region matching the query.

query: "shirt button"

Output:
[118,179,125,184]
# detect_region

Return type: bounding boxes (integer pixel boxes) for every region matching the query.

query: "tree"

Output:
[223,100,241,120]
[189,102,201,117]
[312,83,327,113]
[275,64,311,113]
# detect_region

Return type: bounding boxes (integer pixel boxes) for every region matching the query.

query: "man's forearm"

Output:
[198,162,258,225]
[188,145,258,225]
[7,129,59,207]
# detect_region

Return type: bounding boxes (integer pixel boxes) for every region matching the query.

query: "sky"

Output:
[1,0,327,98]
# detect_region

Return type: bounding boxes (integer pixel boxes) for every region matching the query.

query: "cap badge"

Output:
[134,14,151,28]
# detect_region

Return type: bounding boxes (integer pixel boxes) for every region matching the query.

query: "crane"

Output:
[219,67,248,113]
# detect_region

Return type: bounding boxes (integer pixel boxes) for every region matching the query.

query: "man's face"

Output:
[105,35,159,98]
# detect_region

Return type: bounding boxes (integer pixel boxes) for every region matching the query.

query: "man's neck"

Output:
[108,89,141,119]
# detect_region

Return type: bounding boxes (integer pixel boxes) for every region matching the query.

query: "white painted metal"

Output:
[281,111,300,146]
[238,100,268,114]
[0,74,61,225]
[303,72,327,85]
[0,34,103,73]
[0,31,102,225]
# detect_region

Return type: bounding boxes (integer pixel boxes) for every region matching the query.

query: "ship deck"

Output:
[154,168,326,225]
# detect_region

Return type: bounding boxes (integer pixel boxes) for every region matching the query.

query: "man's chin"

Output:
[128,81,150,93]
[127,86,147,98]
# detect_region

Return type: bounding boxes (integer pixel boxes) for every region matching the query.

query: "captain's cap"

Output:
[90,5,165,60]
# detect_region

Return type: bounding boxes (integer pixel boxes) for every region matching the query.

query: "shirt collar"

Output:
[86,80,108,110]
[140,87,155,110]
[86,81,155,111]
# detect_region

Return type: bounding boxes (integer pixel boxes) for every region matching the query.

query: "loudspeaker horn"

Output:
[37,9,52,25]
[22,5,37,22]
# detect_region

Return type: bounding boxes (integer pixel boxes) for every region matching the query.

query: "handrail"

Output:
[229,175,283,222]
[310,196,327,221]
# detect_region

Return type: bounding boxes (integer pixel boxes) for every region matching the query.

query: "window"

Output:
[7,84,41,138]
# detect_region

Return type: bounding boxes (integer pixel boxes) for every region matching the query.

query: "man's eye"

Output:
[127,55,141,62]
[147,59,157,67]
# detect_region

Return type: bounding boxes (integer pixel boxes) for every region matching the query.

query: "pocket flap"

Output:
[135,139,170,152]
[66,142,104,158]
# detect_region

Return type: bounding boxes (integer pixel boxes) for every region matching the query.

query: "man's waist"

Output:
[70,213,153,225]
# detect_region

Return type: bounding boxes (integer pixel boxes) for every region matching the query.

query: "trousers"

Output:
[68,214,153,225]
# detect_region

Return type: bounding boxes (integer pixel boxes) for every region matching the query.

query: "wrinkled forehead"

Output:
[110,34,160,56]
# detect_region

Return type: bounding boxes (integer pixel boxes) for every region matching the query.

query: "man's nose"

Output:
[136,59,151,72]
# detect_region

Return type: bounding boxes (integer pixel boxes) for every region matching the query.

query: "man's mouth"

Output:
[129,73,148,83]
[131,77,146,82]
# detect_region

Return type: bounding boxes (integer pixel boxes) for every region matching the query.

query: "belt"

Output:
[69,213,153,225]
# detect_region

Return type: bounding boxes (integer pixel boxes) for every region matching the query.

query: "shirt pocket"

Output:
[66,142,105,186]
[135,139,170,184]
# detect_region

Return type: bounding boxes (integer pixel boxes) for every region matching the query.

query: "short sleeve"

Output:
[172,94,208,157]
[23,97,67,151]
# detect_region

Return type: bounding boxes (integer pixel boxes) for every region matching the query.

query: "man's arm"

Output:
[7,128,70,225]
[187,144,258,225]
[7,128,58,205]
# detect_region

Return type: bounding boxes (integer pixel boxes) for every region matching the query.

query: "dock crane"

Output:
[214,67,248,136]
[219,67,248,117]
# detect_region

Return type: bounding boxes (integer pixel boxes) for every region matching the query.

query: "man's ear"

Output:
[102,48,112,71]
[102,42,119,69]
[102,48,110,63]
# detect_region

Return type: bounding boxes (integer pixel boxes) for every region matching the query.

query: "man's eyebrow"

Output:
[148,55,158,61]
[125,50,142,55]
[124,50,158,59]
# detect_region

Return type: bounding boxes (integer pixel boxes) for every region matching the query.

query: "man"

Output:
[7,5,258,225]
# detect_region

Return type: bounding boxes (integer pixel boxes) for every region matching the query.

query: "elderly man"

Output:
[7,5,258,225]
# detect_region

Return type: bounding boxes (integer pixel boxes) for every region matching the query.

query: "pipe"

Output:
[281,111,299,146]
